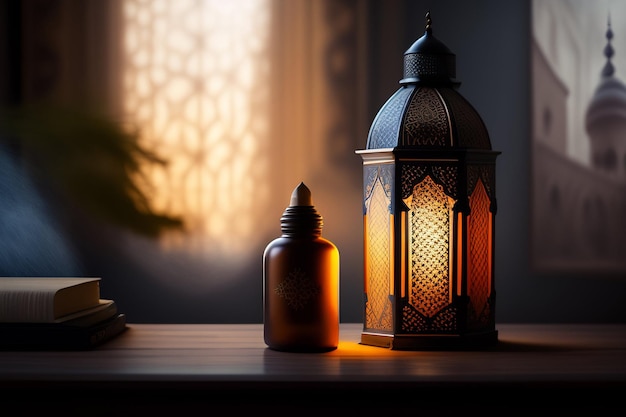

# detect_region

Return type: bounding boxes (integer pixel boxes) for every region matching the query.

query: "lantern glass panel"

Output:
[363,164,394,332]
[405,175,454,319]
[468,178,493,330]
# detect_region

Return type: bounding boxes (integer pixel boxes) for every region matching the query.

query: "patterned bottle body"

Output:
[263,237,339,352]
[263,182,339,352]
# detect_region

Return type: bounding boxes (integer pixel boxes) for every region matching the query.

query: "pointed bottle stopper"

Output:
[290,182,313,206]
[281,182,323,235]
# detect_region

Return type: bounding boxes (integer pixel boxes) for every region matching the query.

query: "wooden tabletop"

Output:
[1,323,625,415]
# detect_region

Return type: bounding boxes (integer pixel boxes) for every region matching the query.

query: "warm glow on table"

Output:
[1,323,624,413]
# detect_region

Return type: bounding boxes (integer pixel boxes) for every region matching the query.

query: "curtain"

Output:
[8,0,420,322]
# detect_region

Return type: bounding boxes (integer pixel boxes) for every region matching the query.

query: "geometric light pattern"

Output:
[122,0,270,258]
[408,175,452,318]
[468,178,491,328]
[364,173,393,331]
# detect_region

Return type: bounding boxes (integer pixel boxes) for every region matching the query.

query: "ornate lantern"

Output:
[356,13,499,349]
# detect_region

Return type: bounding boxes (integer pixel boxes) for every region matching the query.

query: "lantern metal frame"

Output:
[356,13,500,350]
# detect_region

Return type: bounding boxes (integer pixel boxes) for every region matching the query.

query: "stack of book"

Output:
[0,277,127,350]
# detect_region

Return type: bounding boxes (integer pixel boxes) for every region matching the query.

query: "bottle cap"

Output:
[289,182,313,206]
[281,182,323,236]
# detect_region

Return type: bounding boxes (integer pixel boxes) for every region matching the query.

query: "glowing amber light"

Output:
[122,0,271,258]
[406,175,454,318]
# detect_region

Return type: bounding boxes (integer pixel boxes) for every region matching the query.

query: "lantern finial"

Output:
[400,11,457,87]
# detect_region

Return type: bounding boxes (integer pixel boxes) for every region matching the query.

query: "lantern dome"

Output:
[366,13,492,151]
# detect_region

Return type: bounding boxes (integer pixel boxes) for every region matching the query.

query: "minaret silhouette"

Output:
[585,13,626,180]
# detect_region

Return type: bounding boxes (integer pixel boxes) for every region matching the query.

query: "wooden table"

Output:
[1,323,625,415]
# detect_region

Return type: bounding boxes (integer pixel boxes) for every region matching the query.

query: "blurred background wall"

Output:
[1,0,624,324]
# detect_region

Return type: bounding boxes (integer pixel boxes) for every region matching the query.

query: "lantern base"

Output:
[360,329,499,350]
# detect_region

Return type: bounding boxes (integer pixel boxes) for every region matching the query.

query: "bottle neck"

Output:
[280,206,323,237]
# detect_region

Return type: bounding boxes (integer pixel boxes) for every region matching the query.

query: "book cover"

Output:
[0,313,128,350]
[0,277,102,322]
[56,299,118,326]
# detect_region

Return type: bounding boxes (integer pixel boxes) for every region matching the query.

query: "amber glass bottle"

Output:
[263,182,339,352]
